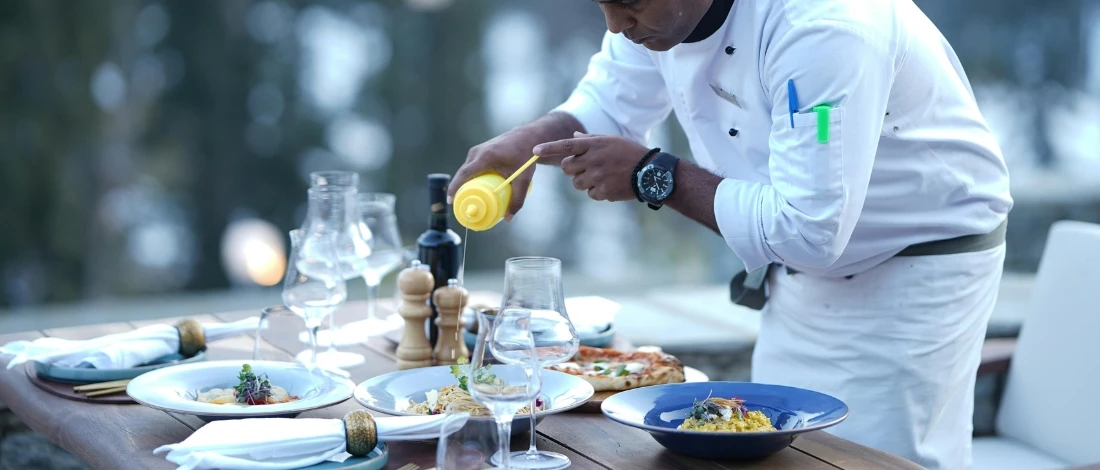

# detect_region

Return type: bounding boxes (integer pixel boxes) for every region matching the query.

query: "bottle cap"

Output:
[427,173,451,190]
[453,174,510,231]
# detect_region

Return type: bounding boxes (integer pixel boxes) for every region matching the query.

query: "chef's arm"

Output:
[664,163,723,234]
[709,24,894,271]
[552,30,673,147]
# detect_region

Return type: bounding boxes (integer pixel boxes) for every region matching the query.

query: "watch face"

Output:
[640,167,673,201]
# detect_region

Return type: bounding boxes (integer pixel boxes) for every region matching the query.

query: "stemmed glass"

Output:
[468,307,542,470]
[322,192,405,346]
[500,257,578,470]
[281,229,347,369]
[298,185,369,368]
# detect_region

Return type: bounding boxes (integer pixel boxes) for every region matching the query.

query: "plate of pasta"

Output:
[353,362,594,436]
[601,382,848,460]
[127,360,356,422]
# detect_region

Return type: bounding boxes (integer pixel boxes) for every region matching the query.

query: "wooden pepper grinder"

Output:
[396,260,434,370]
[432,278,470,365]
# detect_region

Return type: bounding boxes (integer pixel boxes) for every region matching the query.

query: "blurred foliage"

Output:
[0,0,1091,308]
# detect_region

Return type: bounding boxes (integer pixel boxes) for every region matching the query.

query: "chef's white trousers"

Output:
[751,244,1006,470]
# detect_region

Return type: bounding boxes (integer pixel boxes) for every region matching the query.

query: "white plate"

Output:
[684,366,709,382]
[127,360,356,422]
[354,366,594,435]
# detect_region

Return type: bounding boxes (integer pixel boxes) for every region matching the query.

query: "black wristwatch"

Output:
[635,152,679,210]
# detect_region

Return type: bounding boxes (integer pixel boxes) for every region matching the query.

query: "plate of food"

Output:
[545,346,706,412]
[126,360,356,422]
[353,360,594,436]
[601,382,849,460]
[34,349,208,383]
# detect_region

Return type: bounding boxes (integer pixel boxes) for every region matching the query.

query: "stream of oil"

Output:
[453,226,469,360]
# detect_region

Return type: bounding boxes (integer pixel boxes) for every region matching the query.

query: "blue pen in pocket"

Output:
[787,79,799,128]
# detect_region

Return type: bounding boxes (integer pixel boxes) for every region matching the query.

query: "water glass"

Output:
[468,308,542,470]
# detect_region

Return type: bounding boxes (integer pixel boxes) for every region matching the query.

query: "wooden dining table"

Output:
[0,297,926,470]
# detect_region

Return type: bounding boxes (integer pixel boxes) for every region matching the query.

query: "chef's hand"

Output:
[534,132,651,202]
[448,130,539,221]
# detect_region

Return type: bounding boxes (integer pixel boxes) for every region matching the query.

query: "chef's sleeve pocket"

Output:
[775,106,845,200]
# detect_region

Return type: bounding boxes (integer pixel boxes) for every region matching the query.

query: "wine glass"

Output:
[468,307,542,470]
[282,229,347,369]
[298,186,369,368]
[500,257,578,470]
[310,170,360,189]
[324,192,405,346]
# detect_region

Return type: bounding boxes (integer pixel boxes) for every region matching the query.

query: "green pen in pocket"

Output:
[813,105,830,144]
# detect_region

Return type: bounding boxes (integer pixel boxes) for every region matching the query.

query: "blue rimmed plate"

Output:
[34,349,208,383]
[601,382,848,460]
[303,443,388,470]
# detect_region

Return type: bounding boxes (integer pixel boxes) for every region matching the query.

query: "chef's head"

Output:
[594,0,712,51]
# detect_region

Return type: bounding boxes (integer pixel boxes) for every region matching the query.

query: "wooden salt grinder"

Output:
[395,260,434,370]
[432,278,470,366]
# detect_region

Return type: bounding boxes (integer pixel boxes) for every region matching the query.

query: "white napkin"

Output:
[153,413,470,470]
[565,296,620,337]
[0,317,261,369]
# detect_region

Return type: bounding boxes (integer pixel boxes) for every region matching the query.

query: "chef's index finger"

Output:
[533,138,593,159]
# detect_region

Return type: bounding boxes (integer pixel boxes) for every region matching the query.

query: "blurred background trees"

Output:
[0,0,1096,308]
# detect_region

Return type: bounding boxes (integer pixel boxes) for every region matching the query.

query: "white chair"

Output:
[973,220,1100,470]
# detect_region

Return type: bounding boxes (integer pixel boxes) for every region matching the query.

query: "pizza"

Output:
[547,346,686,392]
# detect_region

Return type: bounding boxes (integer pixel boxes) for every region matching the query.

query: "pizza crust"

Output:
[547,346,686,392]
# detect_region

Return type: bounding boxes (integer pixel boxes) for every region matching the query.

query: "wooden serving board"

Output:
[571,366,710,413]
[24,362,134,404]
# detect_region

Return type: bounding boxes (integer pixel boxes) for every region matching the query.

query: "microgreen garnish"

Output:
[688,394,748,422]
[234,364,272,405]
[449,355,502,391]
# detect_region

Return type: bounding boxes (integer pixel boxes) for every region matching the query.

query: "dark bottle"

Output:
[417,173,462,347]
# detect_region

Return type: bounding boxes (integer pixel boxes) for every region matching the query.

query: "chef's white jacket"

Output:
[554,0,1013,277]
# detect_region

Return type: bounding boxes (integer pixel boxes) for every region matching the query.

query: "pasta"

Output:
[677,396,776,432]
[407,384,543,416]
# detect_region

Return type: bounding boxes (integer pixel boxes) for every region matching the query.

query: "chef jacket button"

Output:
[725,46,735,55]
[728,128,739,137]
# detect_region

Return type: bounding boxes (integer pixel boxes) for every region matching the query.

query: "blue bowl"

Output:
[601,382,848,460]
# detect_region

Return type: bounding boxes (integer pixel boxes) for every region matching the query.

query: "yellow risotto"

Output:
[677,396,776,432]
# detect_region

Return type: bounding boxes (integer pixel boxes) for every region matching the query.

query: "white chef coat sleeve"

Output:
[714,23,893,271]
[552,31,673,143]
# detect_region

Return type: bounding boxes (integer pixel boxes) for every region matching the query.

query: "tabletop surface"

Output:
[0,298,927,470]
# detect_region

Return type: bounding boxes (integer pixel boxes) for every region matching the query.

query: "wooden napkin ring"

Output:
[175,319,206,358]
[343,410,378,457]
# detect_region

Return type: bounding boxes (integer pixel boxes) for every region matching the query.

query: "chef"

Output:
[448,0,1011,469]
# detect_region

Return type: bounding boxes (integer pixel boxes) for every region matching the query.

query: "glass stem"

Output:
[307,325,320,367]
[526,399,539,454]
[496,416,514,470]
[327,311,337,350]
[366,280,379,321]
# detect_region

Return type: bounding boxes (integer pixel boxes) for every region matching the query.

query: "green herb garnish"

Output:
[688,395,749,422]
[234,364,272,405]
[449,356,501,391]
[615,365,629,377]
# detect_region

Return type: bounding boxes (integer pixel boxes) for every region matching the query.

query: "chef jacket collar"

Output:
[683,0,734,44]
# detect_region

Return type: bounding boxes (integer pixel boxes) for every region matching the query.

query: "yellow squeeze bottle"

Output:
[453,155,538,231]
